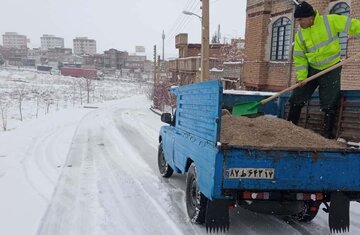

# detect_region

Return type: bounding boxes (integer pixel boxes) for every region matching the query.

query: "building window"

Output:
[271,17,292,61]
[330,2,350,58]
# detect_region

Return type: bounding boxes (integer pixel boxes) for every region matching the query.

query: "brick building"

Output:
[244,0,360,91]
[169,33,223,85]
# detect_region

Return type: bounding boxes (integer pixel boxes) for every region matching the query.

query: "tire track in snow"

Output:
[99,113,195,234]
[37,127,103,235]
[21,123,75,202]
[36,107,111,235]
[37,104,188,235]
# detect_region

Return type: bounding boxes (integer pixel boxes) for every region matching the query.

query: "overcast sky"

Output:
[0,0,246,59]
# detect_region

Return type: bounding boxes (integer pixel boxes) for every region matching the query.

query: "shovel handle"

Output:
[259,53,360,105]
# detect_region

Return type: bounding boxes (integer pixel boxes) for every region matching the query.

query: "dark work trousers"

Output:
[289,66,342,114]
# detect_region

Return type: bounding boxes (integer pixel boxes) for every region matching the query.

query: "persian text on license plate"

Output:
[226,168,275,179]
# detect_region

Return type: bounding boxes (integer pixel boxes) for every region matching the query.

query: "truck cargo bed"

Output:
[221,146,360,192]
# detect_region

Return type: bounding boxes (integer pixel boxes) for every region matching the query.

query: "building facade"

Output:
[73,37,96,55]
[40,34,64,50]
[82,49,129,70]
[2,32,28,49]
[0,44,28,67]
[244,0,360,91]
[125,55,146,72]
[104,49,128,69]
[169,33,223,85]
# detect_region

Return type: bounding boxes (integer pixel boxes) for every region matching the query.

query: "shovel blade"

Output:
[232,102,260,116]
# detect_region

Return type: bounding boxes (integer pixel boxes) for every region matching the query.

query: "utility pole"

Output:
[158,55,161,82]
[153,45,157,84]
[201,0,210,82]
[162,30,165,61]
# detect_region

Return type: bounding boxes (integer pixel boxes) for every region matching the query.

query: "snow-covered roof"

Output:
[223,89,276,96]
[224,61,243,65]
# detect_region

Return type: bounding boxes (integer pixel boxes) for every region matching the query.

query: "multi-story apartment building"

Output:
[1,46,27,59]
[125,54,146,72]
[40,34,64,50]
[73,37,96,55]
[104,49,128,69]
[1,46,32,66]
[27,48,47,65]
[244,0,360,91]
[46,47,72,63]
[0,48,4,65]
[82,49,129,70]
[2,32,28,49]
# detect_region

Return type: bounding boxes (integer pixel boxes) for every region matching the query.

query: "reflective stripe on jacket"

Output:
[293,11,360,81]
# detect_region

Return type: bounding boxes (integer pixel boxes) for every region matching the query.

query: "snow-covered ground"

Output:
[0,67,148,131]
[1,69,360,234]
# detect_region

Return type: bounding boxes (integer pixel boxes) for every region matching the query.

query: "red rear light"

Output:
[243,191,252,200]
[296,192,323,201]
[315,192,323,200]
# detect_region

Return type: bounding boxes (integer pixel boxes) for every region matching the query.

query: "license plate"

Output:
[226,168,275,179]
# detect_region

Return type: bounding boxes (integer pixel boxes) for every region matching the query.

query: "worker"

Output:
[287,1,360,139]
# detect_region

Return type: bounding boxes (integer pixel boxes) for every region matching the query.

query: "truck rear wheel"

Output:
[293,201,320,222]
[158,143,173,178]
[186,163,208,224]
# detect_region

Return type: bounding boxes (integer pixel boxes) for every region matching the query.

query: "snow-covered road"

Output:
[1,95,360,235]
[37,96,197,235]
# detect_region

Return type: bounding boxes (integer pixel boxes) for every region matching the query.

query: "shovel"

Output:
[232,53,360,116]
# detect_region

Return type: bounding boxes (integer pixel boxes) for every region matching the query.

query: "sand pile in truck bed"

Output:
[220,115,344,149]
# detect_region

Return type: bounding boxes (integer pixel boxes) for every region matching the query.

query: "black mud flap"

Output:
[329,192,350,233]
[205,200,230,233]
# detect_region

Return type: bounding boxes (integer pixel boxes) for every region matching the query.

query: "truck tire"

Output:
[186,163,208,224]
[293,201,320,222]
[158,143,173,178]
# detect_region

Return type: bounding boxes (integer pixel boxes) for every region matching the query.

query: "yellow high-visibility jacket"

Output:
[293,11,360,81]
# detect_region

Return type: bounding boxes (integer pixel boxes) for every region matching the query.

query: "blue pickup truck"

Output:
[158,80,360,233]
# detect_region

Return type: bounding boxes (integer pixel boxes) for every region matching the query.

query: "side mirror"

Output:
[161,113,172,124]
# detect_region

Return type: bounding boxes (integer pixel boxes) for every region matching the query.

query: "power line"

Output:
[165,0,195,40]
[163,0,205,58]
[165,0,201,45]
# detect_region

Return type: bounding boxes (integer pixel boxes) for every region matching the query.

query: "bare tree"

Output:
[30,88,41,118]
[82,77,94,104]
[77,79,84,105]
[152,80,176,112]
[71,77,77,107]
[218,39,245,68]
[54,92,60,111]
[14,84,28,121]
[41,90,55,114]
[0,92,11,131]
[0,53,4,66]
